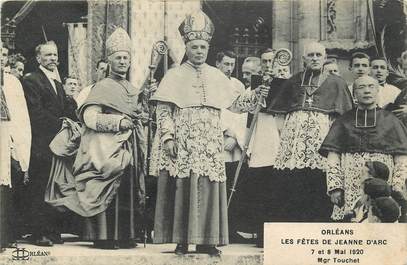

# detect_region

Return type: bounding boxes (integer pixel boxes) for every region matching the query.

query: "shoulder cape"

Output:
[150,63,241,109]
[320,108,407,156]
[77,77,140,121]
[268,72,354,115]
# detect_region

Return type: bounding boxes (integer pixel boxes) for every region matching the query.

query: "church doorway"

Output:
[202,0,273,78]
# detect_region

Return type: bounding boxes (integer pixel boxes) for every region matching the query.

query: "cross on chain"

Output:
[305,96,313,105]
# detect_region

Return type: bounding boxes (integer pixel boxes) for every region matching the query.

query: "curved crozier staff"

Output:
[145,40,169,174]
[139,40,168,247]
[227,48,292,208]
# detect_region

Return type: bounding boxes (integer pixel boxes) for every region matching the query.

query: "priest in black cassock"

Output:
[319,75,407,221]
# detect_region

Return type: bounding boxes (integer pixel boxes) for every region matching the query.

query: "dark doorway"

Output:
[202,0,273,78]
[1,0,87,78]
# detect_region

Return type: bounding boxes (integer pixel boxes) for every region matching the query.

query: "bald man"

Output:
[268,42,354,222]
[320,75,407,221]
[241,57,261,89]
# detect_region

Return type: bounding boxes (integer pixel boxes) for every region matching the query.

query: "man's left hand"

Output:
[144,79,158,96]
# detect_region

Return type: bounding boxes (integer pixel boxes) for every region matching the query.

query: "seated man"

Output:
[320,76,407,221]
[50,28,145,249]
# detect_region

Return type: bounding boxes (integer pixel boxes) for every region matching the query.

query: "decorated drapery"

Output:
[67,23,88,88]
[130,0,201,89]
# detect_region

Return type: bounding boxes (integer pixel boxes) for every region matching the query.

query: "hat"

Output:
[372,197,400,223]
[327,54,338,59]
[365,161,390,181]
[178,11,215,43]
[363,178,391,199]
[106,27,131,56]
[327,54,338,63]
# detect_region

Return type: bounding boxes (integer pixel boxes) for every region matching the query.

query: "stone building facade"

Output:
[83,0,389,86]
[3,0,399,86]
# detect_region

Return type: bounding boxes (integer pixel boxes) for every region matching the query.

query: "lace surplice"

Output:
[326,152,397,220]
[274,110,333,170]
[150,90,258,182]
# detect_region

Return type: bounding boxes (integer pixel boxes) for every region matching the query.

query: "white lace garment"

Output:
[150,90,258,182]
[274,110,333,170]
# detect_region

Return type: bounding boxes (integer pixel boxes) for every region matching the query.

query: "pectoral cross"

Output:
[305,97,313,106]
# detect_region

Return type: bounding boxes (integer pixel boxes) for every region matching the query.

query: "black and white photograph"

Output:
[0,0,406,264]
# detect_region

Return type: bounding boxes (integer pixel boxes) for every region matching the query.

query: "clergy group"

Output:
[1,10,407,256]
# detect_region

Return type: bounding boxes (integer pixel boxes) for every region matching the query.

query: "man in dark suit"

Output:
[22,41,76,246]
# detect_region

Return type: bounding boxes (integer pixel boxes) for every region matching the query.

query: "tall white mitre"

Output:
[106,27,132,56]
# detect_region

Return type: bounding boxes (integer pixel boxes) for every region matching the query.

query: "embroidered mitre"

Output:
[106,27,131,56]
[178,10,215,43]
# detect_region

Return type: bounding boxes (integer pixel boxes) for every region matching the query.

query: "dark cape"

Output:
[319,108,407,157]
[246,77,287,126]
[268,71,354,115]
[77,77,142,121]
[253,76,287,113]
[386,80,407,125]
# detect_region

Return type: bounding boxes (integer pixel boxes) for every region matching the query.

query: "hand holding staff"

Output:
[143,41,168,247]
[227,48,292,208]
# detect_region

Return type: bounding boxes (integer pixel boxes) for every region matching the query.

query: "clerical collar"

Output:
[186,60,204,71]
[109,70,126,80]
[300,69,322,88]
[378,80,386,87]
[355,107,377,128]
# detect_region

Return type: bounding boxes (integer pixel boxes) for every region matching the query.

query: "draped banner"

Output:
[130,0,201,89]
[67,23,88,88]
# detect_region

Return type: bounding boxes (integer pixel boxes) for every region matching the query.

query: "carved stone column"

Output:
[272,0,291,50]
[326,0,337,40]
[293,0,322,72]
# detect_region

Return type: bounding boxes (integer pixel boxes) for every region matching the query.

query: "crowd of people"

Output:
[1,10,407,256]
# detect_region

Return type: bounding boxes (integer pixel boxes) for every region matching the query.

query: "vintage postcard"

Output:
[1,0,407,264]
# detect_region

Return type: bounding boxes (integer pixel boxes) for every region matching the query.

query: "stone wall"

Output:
[85,0,378,85]
[271,0,375,80]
